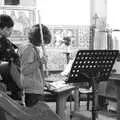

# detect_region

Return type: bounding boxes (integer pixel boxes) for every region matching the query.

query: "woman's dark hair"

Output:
[0,14,14,29]
[28,24,51,46]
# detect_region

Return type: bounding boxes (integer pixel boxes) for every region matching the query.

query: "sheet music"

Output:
[46,80,70,90]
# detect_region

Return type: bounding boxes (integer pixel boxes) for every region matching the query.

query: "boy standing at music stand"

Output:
[18,24,51,107]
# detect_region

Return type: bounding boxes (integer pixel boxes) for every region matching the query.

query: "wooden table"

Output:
[47,82,76,120]
[108,73,120,120]
[109,73,120,81]
[108,73,120,99]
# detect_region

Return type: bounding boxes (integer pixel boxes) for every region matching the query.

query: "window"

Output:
[107,0,120,50]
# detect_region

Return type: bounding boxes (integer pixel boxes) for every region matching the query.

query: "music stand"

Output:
[66,50,119,120]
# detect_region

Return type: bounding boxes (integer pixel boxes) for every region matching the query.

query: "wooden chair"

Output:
[79,86,92,111]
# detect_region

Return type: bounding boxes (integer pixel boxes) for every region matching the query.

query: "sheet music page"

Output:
[46,80,69,90]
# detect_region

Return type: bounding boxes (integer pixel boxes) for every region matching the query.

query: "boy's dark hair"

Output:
[0,14,14,29]
[28,24,51,45]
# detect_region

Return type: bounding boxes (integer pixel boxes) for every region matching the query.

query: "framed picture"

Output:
[0,5,36,44]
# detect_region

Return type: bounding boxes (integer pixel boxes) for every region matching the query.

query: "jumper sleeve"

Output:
[21,47,39,75]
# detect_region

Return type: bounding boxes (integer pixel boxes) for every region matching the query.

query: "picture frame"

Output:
[0,5,36,44]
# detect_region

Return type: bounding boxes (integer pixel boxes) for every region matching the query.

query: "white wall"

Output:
[36,0,90,25]
[107,0,120,29]
[20,0,36,6]
[0,0,4,4]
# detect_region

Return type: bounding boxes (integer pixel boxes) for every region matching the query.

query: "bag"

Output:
[10,62,23,89]
[0,62,9,74]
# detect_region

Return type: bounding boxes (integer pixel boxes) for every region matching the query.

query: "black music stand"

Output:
[66,50,119,120]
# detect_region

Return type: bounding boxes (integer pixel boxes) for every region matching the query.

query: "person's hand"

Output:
[40,55,48,65]
[0,83,7,92]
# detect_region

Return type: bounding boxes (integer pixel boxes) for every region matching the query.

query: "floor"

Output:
[46,101,117,120]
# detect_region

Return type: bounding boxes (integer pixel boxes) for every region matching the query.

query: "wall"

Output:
[36,0,90,25]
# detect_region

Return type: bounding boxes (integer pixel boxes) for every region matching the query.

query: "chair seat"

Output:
[44,90,57,102]
[79,87,92,94]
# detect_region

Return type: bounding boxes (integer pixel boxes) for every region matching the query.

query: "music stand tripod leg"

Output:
[91,73,100,120]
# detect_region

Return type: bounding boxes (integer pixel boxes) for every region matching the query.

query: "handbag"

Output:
[10,62,23,89]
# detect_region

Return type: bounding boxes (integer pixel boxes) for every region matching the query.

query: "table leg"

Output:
[74,87,79,111]
[56,92,71,120]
